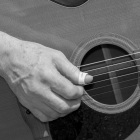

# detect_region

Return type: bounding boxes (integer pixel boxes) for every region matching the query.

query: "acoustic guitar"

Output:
[0,0,140,140]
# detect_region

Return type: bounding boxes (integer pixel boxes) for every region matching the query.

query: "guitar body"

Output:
[1,0,140,140]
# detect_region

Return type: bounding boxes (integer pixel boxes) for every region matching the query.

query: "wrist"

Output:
[0,31,21,78]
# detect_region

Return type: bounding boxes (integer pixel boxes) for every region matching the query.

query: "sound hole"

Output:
[80,44,138,105]
[50,0,88,7]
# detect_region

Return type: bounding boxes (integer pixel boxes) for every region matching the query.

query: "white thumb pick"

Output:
[78,72,88,85]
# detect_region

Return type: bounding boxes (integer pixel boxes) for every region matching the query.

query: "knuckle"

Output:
[71,102,81,112]
[66,86,77,99]
[59,104,70,114]
[60,113,67,117]
[71,66,79,74]
[52,77,60,86]
[66,86,83,99]
[39,68,48,78]
[39,116,47,122]
[37,67,45,78]
[51,112,59,119]
[59,101,81,114]
[55,51,65,58]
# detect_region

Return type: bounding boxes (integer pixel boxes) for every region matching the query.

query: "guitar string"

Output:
[81,67,139,99]
[82,84,138,102]
[85,70,138,86]
[82,74,138,98]
[77,50,140,68]
[79,58,140,86]
[82,62,139,87]
[85,76,138,93]
[76,51,140,103]
[81,69,139,102]
[83,57,138,74]
[78,57,139,102]
[79,61,139,101]
[76,54,140,85]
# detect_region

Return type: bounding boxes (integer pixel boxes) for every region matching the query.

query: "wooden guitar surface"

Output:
[0,0,140,139]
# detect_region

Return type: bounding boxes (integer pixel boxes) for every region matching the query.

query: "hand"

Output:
[0,34,92,122]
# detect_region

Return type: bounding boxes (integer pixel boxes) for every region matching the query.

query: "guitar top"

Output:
[0,0,140,140]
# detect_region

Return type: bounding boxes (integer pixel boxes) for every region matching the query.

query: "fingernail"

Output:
[85,74,93,84]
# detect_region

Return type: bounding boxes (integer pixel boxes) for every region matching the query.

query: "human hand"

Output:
[1,35,93,122]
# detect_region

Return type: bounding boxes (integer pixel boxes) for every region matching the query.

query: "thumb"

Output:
[54,54,93,85]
